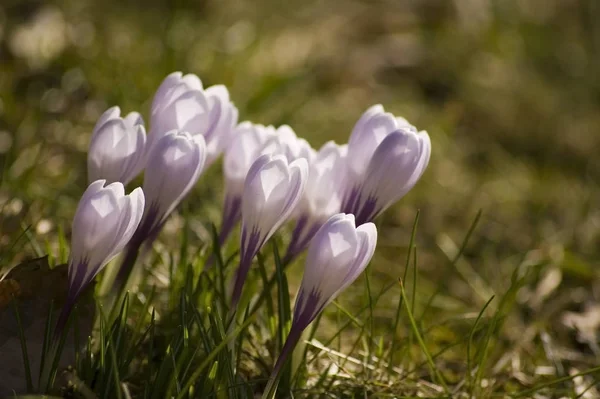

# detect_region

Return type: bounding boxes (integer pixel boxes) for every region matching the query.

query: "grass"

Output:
[1,0,600,397]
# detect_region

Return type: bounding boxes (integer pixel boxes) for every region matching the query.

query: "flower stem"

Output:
[113,240,141,296]
[52,294,76,343]
[262,326,303,399]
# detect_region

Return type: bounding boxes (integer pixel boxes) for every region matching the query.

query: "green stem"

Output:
[262,326,303,399]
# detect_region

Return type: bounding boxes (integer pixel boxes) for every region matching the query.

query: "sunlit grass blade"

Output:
[399,278,448,394]
[467,295,494,397]
[511,365,600,398]
[390,210,420,370]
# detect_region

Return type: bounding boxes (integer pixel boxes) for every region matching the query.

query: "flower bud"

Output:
[260,125,315,163]
[284,141,347,262]
[293,213,377,329]
[219,122,275,243]
[140,130,207,237]
[68,180,145,299]
[87,106,146,185]
[230,154,308,308]
[264,213,377,396]
[203,85,239,166]
[150,72,237,166]
[342,105,430,225]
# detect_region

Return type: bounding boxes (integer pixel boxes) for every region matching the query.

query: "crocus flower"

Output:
[230,154,308,310]
[57,180,145,335]
[87,106,146,185]
[263,213,377,397]
[203,85,239,167]
[150,72,237,166]
[284,141,347,263]
[139,131,207,237]
[341,105,431,225]
[220,122,275,245]
[260,125,315,163]
[218,123,310,248]
[114,131,206,287]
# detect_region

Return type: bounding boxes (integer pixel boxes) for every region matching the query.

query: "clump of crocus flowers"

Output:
[55,71,431,396]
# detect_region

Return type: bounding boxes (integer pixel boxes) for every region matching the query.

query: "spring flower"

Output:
[263,213,377,397]
[114,131,206,288]
[203,85,239,166]
[57,180,145,335]
[220,122,275,244]
[230,154,308,310]
[136,130,207,243]
[87,106,146,185]
[284,141,347,263]
[150,72,237,166]
[341,105,431,225]
[260,125,315,163]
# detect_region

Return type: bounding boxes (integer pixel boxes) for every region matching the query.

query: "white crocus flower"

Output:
[220,122,275,244]
[259,125,315,163]
[68,180,144,302]
[150,72,237,166]
[284,141,347,263]
[140,130,207,237]
[230,154,308,309]
[87,106,146,185]
[341,105,431,225]
[263,213,377,397]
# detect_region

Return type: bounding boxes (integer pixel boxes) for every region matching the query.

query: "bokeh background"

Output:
[1,0,600,390]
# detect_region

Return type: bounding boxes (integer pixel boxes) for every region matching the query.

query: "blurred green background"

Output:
[2,0,599,274]
[1,0,600,388]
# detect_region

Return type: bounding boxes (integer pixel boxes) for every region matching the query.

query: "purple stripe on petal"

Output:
[134,202,162,245]
[354,195,379,226]
[220,194,242,245]
[68,259,91,298]
[283,215,322,265]
[341,186,360,215]
[293,288,326,331]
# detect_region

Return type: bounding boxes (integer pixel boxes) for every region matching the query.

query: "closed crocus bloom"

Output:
[346,104,418,182]
[260,125,315,163]
[295,213,376,326]
[150,72,212,146]
[343,129,430,225]
[113,130,206,292]
[150,72,237,166]
[284,141,347,263]
[203,85,239,167]
[341,105,430,225]
[139,131,207,238]
[230,154,308,310]
[276,125,315,162]
[263,213,377,397]
[219,122,275,244]
[56,180,144,335]
[151,72,203,116]
[87,106,146,185]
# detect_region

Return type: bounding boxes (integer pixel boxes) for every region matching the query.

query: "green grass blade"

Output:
[390,211,420,370]
[399,279,448,394]
[467,295,494,397]
[176,314,257,399]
